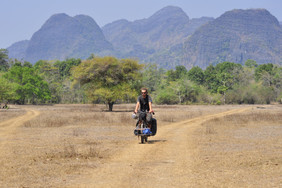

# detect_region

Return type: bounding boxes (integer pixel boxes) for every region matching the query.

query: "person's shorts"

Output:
[137,111,152,123]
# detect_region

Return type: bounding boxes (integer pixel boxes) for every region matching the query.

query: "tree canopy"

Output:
[72,56,143,111]
[3,62,51,104]
[0,51,281,106]
[0,49,9,72]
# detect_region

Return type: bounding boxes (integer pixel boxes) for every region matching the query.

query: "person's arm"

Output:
[149,101,153,113]
[148,95,153,113]
[134,102,140,113]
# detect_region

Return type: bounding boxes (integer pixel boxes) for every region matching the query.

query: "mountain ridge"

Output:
[182,8,282,69]
[102,6,213,61]
[21,13,113,63]
[7,6,282,69]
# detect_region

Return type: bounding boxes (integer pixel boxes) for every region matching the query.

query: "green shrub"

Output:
[155,89,178,104]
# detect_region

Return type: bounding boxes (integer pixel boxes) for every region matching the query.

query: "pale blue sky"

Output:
[1,0,281,48]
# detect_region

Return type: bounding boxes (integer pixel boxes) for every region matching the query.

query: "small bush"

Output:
[155,89,178,104]
[226,83,276,104]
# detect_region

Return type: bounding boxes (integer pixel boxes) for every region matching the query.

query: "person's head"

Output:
[141,87,148,97]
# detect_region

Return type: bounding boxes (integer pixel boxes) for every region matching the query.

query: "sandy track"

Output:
[0,109,40,148]
[72,107,251,187]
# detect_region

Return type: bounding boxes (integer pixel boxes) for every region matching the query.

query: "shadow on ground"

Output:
[147,139,167,144]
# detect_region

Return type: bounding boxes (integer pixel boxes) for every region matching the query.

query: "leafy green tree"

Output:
[187,66,204,85]
[0,75,19,101]
[244,59,258,68]
[34,60,62,103]
[34,60,60,83]
[203,62,243,104]
[204,65,218,92]
[23,61,33,68]
[23,67,51,104]
[254,63,274,84]
[0,49,9,72]
[87,53,95,60]
[226,82,276,104]
[254,64,281,102]
[205,62,243,93]
[166,65,187,82]
[273,66,282,81]
[216,72,233,104]
[154,74,202,104]
[54,58,81,78]
[175,65,187,77]
[4,63,51,104]
[196,86,221,105]
[72,57,143,111]
[240,64,256,87]
[273,66,282,92]
[172,79,201,104]
[153,62,280,105]
[166,69,176,82]
[155,87,178,104]
[215,61,243,75]
[169,79,187,104]
[34,59,86,104]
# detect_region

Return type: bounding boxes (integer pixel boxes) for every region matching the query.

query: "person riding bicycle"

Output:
[134,87,153,128]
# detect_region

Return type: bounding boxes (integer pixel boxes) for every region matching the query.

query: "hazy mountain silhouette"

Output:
[181,9,282,69]
[7,40,29,60]
[7,7,281,69]
[102,6,213,61]
[13,13,113,63]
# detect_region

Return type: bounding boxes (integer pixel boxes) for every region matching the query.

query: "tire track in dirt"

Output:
[0,108,40,149]
[74,107,252,188]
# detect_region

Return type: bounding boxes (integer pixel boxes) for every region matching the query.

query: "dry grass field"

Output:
[0,104,281,187]
[191,107,282,187]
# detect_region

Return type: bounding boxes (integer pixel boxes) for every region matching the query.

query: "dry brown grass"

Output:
[0,106,25,122]
[0,104,281,187]
[0,104,230,187]
[191,105,282,187]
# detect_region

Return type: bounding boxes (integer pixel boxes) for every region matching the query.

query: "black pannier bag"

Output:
[151,118,157,136]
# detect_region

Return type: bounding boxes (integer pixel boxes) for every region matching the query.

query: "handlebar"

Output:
[133,111,155,115]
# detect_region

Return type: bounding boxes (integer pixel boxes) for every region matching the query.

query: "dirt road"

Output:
[0,109,40,149]
[0,110,40,156]
[1,105,280,187]
[70,107,252,187]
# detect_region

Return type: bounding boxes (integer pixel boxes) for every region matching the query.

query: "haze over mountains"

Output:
[7,6,282,69]
[8,14,113,63]
[182,9,282,69]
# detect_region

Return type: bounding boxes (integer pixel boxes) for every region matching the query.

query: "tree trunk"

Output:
[108,102,114,111]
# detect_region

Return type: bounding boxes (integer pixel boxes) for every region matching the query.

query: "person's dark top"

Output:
[137,95,152,112]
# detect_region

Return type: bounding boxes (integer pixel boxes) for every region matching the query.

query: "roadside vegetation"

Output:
[0,49,281,110]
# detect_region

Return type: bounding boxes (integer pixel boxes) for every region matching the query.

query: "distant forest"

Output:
[1,49,281,111]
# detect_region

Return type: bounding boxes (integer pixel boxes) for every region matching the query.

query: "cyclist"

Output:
[134,87,153,128]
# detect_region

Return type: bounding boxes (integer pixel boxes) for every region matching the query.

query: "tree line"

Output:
[0,49,281,110]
